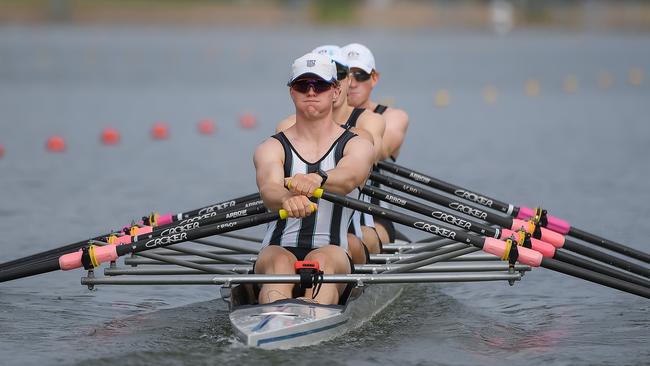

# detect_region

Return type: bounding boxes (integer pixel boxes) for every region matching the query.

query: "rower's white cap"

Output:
[342,43,375,73]
[288,52,337,85]
[312,45,347,67]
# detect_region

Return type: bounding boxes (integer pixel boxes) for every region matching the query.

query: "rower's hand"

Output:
[286,173,322,197]
[281,195,317,218]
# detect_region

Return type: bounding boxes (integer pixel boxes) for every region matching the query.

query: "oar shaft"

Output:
[377,161,514,214]
[561,239,650,278]
[0,192,261,272]
[316,189,650,298]
[568,226,650,263]
[0,197,264,276]
[379,161,650,265]
[365,181,650,285]
[0,211,280,283]
[541,257,650,298]
[370,172,513,228]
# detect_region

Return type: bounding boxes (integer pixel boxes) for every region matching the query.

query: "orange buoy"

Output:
[46,135,66,152]
[239,113,257,129]
[101,127,121,145]
[198,119,216,135]
[0,143,4,159]
[151,122,169,140]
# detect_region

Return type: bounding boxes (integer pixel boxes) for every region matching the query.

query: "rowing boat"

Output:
[222,233,410,349]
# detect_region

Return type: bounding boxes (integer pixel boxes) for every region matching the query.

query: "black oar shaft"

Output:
[377,161,514,214]
[0,210,279,283]
[568,227,650,263]
[371,172,650,279]
[379,161,650,265]
[541,257,650,298]
[364,183,650,288]
[0,195,263,274]
[370,172,513,228]
[553,250,650,288]
[317,189,650,298]
[561,239,649,278]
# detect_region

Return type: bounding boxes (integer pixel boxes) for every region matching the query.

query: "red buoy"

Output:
[101,127,121,145]
[197,119,216,135]
[151,122,169,140]
[46,135,66,152]
[0,143,4,159]
[239,113,257,129]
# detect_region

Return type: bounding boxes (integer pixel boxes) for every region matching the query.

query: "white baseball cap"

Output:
[342,43,375,73]
[288,52,337,85]
[312,45,348,67]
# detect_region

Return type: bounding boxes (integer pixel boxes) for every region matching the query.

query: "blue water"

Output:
[0,25,649,365]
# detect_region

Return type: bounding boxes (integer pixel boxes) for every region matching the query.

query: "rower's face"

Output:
[333,75,350,109]
[347,68,377,107]
[289,78,340,118]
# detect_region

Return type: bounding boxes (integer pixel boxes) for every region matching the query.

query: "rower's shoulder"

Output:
[255,135,285,159]
[275,114,296,133]
[348,126,373,144]
[383,106,409,125]
[357,109,386,128]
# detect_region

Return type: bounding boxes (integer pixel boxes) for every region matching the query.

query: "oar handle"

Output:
[516,206,571,234]
[58,209,288,271]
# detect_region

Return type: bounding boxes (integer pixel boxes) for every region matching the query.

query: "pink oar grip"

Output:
[133,226,153,235]
[516,206,571,234]
[59,250,82,270]
[483,237,543,267]
[115,235,132,244]
[157,213,173,226]
[511,219,565,248]
[58,246,118,271]
[500,229,556,258]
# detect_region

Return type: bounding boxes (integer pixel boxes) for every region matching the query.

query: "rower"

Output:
[275,45,386,266]
[342,43,410,246]
[254,52,375,305]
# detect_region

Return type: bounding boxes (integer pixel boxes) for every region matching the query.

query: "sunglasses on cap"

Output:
[335,63,349,81]
[290,78,334,94]
[350,70,372,82]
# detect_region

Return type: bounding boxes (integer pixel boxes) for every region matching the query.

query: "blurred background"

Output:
[0,1,649,366]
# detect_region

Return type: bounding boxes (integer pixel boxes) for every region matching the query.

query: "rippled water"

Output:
[0,26,649,365]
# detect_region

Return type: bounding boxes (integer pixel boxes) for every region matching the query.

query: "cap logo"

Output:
[347,51,359,60]
[306,59,316,67]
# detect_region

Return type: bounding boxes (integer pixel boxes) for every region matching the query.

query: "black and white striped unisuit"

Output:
[341,107,376,236]
[262,129,358,251]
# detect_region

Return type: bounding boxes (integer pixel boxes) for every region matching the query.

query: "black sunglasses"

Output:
[335,63,349,81]
[350,70,372,82]
[290,79,334,94]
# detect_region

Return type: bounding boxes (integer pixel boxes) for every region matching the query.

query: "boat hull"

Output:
[227,283,402,349]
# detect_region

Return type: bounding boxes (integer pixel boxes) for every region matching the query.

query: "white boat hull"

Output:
[226,283,402,349]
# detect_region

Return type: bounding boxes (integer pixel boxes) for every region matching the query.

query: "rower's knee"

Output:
[255,246,296,274]
[361,226,381,254]
[305,246,351,274]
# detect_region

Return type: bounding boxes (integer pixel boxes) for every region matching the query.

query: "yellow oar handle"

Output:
[278,201,318,220]
[313,188,324,198]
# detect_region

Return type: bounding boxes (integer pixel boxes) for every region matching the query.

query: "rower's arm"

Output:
[322,136,374,194]
[275,115,296,133]
[254,138,292,210]
[358,112,387,162]
[381,108,409,160]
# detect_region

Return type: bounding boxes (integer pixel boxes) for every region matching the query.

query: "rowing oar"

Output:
[0,200,268,282]
[361,185,650,288]
[377,160,650,264]
[312,188,650,299]
[370,172,650,278]
[0,209,285,283]
[0,192,261,274]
